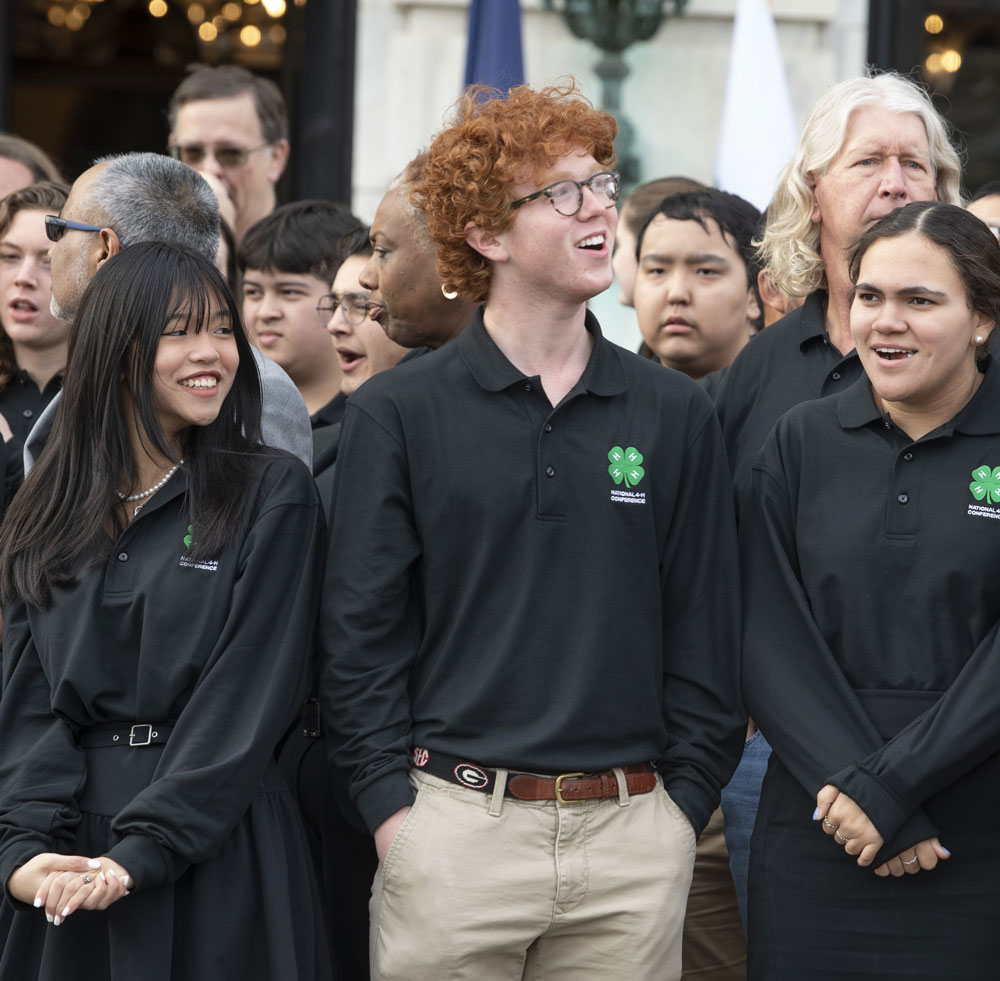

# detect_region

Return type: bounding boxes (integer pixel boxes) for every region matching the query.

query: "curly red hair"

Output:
[413,81,616,303]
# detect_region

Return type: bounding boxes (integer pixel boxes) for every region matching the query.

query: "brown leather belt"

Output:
[508,765,656,802]
[411,747,657,803]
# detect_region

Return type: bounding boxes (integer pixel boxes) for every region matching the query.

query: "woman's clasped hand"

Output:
[8,853,131,924]
[814,784,951,877]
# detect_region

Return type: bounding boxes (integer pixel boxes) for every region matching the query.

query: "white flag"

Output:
[716,0,797,211]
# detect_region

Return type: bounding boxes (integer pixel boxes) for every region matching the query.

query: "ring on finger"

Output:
[82,875,93,884]
[902,855,919,866]
[822,817,838,831]
[834,830,851,844]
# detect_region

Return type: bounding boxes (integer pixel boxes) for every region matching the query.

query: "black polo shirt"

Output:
[0,436,20,523]
[310,392,346,431]
[742,364,1000,855]
[321,309,744,834]
[710,291,863,504]
[312,349,431,513]
[0,370,61,444]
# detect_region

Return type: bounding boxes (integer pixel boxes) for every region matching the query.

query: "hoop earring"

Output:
[441,285,458,300]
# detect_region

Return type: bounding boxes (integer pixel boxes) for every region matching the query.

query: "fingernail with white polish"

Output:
[87,858,101,869]
[33,897,42,908]
[53,916,61,926]
[100,873,107,883]
[122,875,130,888]
[108,868,117,877]
[61,906,70,918]
[45,913,53,924]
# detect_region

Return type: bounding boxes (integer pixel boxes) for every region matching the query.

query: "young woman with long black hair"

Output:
[0,242,331,979]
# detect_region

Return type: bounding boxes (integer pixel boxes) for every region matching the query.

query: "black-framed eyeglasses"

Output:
[45,214,129,247]
[510,171,620,217]
[169,143,270,169]
[317,292,371,327]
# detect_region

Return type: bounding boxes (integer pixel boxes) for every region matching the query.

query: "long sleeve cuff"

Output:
[107,833,189,892]
[661,774,715,838]
[355,770,417,835]
[0,840,47,911]
[827,763,939,863]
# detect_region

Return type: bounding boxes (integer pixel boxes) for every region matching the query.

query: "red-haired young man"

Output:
[322,83,744,980]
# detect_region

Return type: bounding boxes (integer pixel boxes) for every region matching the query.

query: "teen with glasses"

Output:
[322,83,743,981]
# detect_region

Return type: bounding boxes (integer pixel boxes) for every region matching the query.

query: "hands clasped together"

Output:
[814,784,950,878]
[8,853,132,925]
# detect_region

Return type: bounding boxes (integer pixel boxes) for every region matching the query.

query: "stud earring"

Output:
[975,335,985,345]
[441,285,458,300]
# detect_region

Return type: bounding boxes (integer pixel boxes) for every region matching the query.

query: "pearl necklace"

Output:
[118,461,182,517]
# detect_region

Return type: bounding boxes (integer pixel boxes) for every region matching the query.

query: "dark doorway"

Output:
[0,0,354,203]
[869,1,1000,194]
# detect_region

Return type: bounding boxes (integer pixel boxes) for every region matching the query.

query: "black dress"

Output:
[0,455,333,981]
[742,369,1000,980]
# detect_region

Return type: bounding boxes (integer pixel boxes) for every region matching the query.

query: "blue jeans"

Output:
[720,730,771,931]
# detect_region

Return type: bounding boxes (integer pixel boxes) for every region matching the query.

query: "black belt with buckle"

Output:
[81,722,175,748]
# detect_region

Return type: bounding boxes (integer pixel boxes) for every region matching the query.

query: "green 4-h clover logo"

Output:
[608,446,645,488]
[183,525,193,550]
[970,465,1000,503]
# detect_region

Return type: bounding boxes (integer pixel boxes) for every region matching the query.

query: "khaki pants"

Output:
[370,767,696,980]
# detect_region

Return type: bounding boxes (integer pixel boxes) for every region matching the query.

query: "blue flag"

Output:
[464,0,524,91]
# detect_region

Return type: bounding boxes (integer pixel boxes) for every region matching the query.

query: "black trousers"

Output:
[278,728,379,981]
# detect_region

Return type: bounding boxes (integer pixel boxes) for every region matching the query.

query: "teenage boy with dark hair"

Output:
[239,200,363,431]
[633,186,762,977]
[633,188,762,382]
[322,83,743,980]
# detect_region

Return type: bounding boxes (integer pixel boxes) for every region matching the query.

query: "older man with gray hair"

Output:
[708,69,963,935]
[27,152,311,469]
